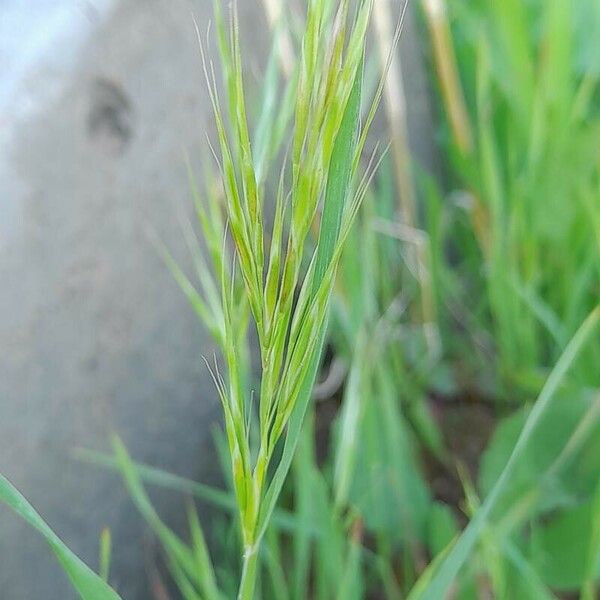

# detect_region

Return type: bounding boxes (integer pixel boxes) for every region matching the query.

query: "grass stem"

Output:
[421,0,472,155]
[238,544,260,600]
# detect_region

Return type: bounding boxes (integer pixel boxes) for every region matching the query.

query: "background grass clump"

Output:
[425,0,600,397]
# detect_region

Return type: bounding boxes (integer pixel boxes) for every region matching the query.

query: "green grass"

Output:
[0,474,122,600]
[424,0,600,397]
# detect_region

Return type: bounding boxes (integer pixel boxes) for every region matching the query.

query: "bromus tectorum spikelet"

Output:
[192,0,385,597]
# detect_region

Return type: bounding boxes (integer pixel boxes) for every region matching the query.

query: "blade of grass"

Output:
[409,305,600,599]
[581,476,600,600]
[0,474,122,600]
[336,520,364,600]
[333,330,369,508]
[186,501,222,600]
[291,422,317,600]
[74,447,306,535]
[111,435,217,598]
[76,447,235,512]
[263,528,290,600]
[99,528,112,584]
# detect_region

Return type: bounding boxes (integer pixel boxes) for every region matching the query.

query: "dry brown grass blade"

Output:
[421,0,490,256]
[373,0,439,353]
[261,0,296,78]
[421,0,473,155]
[373,0,416,227]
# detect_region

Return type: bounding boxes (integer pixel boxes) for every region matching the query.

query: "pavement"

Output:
[0,1,253,597]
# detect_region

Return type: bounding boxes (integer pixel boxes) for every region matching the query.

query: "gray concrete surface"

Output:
[0,1,268,598]
[0,1,436,599]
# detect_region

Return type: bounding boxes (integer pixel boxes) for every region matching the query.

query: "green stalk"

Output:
[238,545,260,600]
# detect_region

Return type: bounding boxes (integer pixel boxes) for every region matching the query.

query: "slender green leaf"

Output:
[0,474,122,600]
[409,306,600,599]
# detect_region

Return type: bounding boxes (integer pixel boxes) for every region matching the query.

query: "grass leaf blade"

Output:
[409,305,600,599]
[0,474,122,600]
